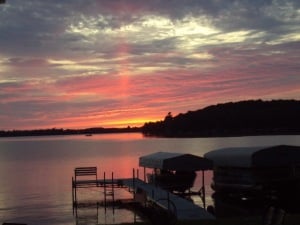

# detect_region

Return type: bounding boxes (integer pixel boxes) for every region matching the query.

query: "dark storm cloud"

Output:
[1,0,299,58]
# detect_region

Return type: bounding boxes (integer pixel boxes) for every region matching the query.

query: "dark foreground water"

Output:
[0,133,300,224]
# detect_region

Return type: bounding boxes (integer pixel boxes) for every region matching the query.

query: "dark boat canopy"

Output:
[204,145,300,168]
[139,152,213,171]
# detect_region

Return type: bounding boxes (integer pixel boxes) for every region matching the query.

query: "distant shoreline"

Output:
[0,127,141,138]
[2,99,300,138]
[1,128,300,138]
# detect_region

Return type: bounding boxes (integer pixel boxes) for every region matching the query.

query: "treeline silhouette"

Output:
[0,127,140,137]
[2,99,300,138]
[142,99,300,137]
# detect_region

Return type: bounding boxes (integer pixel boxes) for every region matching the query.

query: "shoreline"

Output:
[1,129,300,138]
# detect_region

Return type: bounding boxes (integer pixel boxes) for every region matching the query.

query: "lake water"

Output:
[0,133,300,224]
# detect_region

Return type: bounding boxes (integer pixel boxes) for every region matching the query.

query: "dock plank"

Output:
[121,178,215,220]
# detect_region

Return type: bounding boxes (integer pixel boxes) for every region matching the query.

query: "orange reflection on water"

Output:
[83,132,144,141]
[97,155,140,179]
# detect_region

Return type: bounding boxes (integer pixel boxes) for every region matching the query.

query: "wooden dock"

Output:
[72,167,215,221]
[121,178,215,220]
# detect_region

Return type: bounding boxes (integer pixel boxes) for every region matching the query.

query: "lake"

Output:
[0,133,300,224]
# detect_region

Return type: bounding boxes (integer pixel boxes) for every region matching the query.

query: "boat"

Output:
[139,152,213,193]
[204,145,300,212]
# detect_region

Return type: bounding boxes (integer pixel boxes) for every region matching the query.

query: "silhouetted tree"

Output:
[142,99,300,137]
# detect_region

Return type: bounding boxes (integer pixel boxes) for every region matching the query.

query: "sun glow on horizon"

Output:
[7,117,157,131]
[97,117,161,128]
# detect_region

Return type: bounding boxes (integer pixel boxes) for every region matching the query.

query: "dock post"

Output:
[73,177,77,206]
[104,172,107,213]
[143,167,146,182]
[72,177,74,204]
[132,168,136,199]
[112,172,115,214]
[72,176,75,214]
[202,170,206,209]
[72,176,78,218]
[167,191,170,210]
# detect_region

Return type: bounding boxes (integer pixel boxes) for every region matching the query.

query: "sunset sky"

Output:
[1,0,300,130]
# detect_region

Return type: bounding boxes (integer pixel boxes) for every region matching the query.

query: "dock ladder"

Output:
[103,172,116,213]
[72,167,120,215]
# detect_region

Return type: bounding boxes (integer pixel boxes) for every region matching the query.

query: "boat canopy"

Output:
[204,145,300,168]
[139,152,213,171]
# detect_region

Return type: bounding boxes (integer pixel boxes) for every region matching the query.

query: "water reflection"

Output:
[73,187,144,225]
[1,134,300,224]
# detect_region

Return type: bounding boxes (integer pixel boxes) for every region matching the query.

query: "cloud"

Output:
[0,0,300,129]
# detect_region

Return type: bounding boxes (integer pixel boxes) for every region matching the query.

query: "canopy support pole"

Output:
[202,170,206,209]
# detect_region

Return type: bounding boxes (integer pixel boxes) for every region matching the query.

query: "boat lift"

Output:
[138,152,213,209]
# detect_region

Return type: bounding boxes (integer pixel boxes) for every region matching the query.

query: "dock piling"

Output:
[202,170,206,209]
